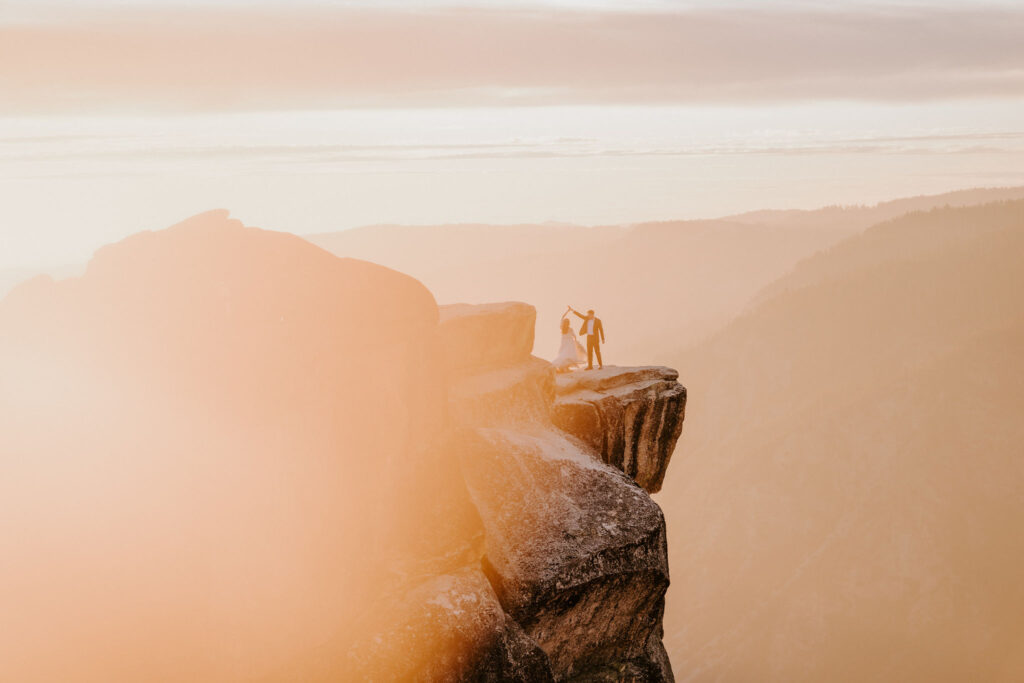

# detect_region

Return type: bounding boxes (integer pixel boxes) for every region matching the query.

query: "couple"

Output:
[552,306,605,372]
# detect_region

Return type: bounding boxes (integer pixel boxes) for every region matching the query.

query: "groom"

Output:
[569,306,605,370]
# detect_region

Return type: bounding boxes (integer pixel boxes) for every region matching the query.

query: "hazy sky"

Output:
[2,0,1023,268]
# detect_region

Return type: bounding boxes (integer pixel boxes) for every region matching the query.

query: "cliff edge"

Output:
[440,302,686,681]
[552,367,686,494]
[0,214,686,682]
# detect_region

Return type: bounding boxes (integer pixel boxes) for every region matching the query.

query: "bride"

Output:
[551,306,587,372]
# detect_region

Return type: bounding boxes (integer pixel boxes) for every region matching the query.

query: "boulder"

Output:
[334,567,555,682]
[460,427,672,681]
[439,302,536,374]
[552,366,686,493]
[447,356,555,427]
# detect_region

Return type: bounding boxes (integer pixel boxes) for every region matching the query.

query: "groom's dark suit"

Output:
[576,315,605,369]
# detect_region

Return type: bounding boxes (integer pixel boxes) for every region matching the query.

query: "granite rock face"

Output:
[441,303,686,681]
[462,427,671,680]
[342,568,553,682]
[439,301,537,373]
[552,367,686,493]
[0,212,489,681]
[0,212,685,682]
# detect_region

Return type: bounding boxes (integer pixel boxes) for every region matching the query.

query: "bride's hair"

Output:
[560,318,571,333]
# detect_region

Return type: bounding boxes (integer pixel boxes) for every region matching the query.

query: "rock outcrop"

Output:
[340,568,553,682]
[0,214,686,682]
[0,211,489,682]
[552,367,686,493]
[438,301,537,372]
[440,303,686,681]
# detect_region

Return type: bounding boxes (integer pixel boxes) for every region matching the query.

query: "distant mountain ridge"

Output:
[751,197,1024,306]
[11,186,1009,365]
[307,186,1024,362]
[725,186,1024,229]
[661,198,1024,682]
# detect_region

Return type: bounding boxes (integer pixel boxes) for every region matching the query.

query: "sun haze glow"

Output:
[5,3,1024,682]
[2,0,1023,269]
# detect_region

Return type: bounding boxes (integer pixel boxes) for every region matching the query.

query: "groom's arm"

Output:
[569,307,587,320]
[599,320,606,343]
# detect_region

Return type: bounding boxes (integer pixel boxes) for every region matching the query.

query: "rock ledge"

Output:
[439,304,686,681]
[552,366,686,494]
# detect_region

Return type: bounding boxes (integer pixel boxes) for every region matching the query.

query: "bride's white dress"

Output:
[552,330,587,370]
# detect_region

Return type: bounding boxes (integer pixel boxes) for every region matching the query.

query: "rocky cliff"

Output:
[439,303,687,681]
[0,213,686,682]
[552,367,686,494]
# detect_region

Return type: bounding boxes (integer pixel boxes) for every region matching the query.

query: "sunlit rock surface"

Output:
[462,427,672,681]
[439,301,537,373]
[442,303,685,681]
[338,567,553,682]
[552,367,686,493]
[0,214,685,683]
[0,212,492,681]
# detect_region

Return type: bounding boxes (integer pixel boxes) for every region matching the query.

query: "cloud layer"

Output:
[2,4,1024,112]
